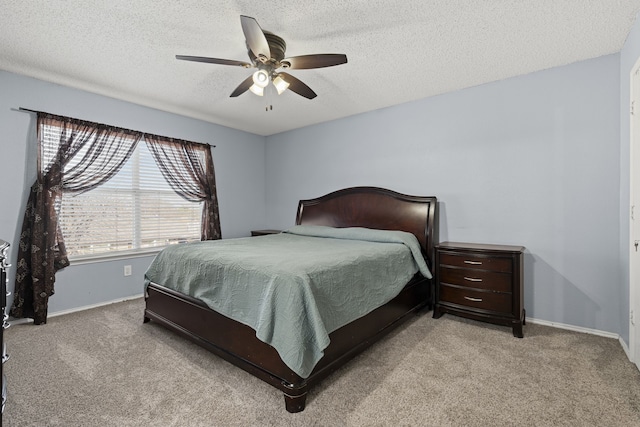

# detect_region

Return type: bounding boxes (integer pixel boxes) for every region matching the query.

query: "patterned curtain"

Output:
[144,135,221,240]
[11,113,142,324]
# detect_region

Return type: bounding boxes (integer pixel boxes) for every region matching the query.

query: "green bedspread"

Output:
[144,225,431,378]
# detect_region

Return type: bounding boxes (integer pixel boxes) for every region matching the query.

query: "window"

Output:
[52,131,203,259]
[12,111,220,324]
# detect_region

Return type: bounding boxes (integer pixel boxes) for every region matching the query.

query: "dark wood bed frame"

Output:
[143,187,438,412]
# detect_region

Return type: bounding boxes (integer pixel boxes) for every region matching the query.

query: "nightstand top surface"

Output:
[437,241,525,253]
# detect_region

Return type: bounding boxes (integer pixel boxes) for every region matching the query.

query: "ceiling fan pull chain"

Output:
[265,83,274,111]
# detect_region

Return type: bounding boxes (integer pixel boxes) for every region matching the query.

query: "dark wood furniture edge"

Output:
[144,186,438,412]
[250,229,282,236]
[0,239,8,420]
[435,241,525,253]
[433,241,525,338]
[432,305,526,337]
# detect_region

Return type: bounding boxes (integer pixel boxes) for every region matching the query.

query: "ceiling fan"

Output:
[176,15,348,101]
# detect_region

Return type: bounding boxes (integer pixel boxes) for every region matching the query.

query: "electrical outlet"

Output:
[124,265,132,276]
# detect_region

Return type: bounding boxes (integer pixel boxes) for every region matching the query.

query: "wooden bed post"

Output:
[282,383,308,413]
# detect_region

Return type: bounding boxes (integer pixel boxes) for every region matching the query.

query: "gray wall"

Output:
[0,70,267,314]
[265,54,622,335]
[619,15,640,344]
[0,46,630,338]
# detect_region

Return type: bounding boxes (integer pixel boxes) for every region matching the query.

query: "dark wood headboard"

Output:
[295,187,438,269]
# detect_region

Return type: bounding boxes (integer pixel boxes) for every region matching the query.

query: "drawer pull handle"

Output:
[464,277,482,282]
[464,260,482,265]
[464,296,483,302]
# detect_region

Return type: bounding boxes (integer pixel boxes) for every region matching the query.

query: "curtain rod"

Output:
[17,107,216,148]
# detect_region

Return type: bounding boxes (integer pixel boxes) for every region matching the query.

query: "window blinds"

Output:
[56,132,203,258]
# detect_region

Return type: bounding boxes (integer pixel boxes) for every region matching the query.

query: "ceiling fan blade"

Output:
[280,54,347,70]
[240,15,270,62]
[176,55,251,68]
[278,72,317,99]
[229,75,255,97]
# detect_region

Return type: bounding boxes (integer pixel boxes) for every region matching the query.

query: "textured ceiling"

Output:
[1,1,639,136]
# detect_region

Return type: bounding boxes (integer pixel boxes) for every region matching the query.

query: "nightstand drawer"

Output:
[439,252,512,273]
[439,266,512,293]
[439,284,511,313]
[434,242,525,338]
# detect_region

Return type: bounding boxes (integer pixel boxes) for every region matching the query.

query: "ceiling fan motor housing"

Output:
[249,31,287,66]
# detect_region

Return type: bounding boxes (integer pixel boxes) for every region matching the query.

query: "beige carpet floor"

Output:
[3,298,640,426]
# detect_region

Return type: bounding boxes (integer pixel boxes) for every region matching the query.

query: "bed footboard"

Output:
[144,274,430,412]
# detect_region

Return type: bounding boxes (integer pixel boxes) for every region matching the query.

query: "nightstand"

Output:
[250,229,282,237]
[433,242,525,338]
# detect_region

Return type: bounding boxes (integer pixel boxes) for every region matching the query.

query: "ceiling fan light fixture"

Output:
[252,69,270,88]
[249,84,264,96]
[273,75,290,95]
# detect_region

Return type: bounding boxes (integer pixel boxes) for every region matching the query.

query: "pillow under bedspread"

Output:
[144,225,431,378]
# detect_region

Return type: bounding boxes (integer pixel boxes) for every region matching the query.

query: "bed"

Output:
[143,186,438,412]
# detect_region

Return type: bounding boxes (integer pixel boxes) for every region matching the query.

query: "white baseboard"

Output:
[619,336,632,360]
[525,317,619,339]
[526,317,638,366]
[8,294,144,326]
[7,302,635,366]
[49,294,144,318]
